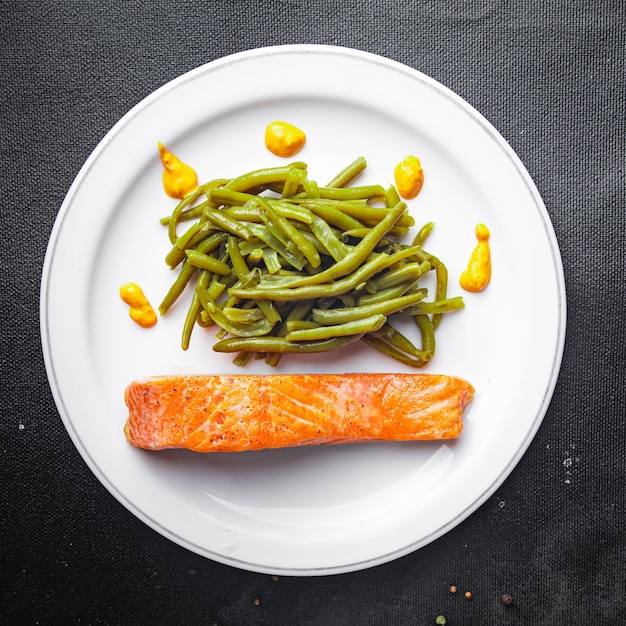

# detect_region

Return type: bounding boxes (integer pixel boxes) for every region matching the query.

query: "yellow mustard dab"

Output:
[264,121,306,157]
[460,223,492,292]
[394,156,424,200]
[157,142,198,199]
[120,283,157,328]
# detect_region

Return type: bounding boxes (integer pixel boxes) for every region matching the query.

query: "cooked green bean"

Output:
[156,159,464,366]
[413,221,435,247]
[222,306,266,324]
[224,163,307,193]
[262,248,281,274]
[285,319,320,332]
[403,296,465,316]
[246,223,307,271]
[185,250,231,275]
[203,207,254,241]
[317,185,386,201]
[165,229,226,268]
[326,156,367,188]
[159,261,197,315]
[370,260,431,291]
[294,200,365,232]
[311,291,426,326]
[229,246,419,302]
[361,334,430,368]
[361,317,435,367]
[282,168,305,198]
[212,334,364,354]
[357,284,423,306]
[257,198,321,268]
[197,289,275,337]
[181,270,210,350]
[248,200,407,290]
[257,300,282,325]
[286,314,386,341]
[309,217,347,261]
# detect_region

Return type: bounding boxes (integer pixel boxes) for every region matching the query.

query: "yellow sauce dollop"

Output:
[460,223,492,292]
[394,155,424,200]
[157,142,198,199]
[264,121,306,157]
[120,283,157,328]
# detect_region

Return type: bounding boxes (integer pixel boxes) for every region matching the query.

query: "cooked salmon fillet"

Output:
[124,373,474,453]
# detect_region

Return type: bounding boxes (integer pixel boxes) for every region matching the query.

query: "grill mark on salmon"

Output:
[124,373,474,453]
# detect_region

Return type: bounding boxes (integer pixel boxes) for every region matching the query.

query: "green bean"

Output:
[181,270,210,350]
[165,227,225,268]
[249,200,408,290]
[226,236,251,283]
[224,163,307,193]
[286,314,386,341]
[167,186,214,244]
[341,227,408,241]
[403,296,465,316]
[246,223,307,271]
[197,289,275,337]
[309,217,348,261]
[381,318,435,358]
[185,250,231,275]
[232,351,254,367]
[160,198,211,228]
[316,185,386,201]
[173,221,206,250]
[294,200,364,232]
[361,317,435,367]
[221,204,264,223]
[384,184,401,208]
[257,300,282,325]
[222,306,266,324]
[326,156,367,188]
[413,222,435,247]
[213,334,364,354]
[316,202,415,228]
[414,314,436,357]
[158,159,464,366]
[361,334,430,368]
[357,284,423,306]
[159,261,197,315]
[257,198,321,268]
[432,261,448,329]
[212,190,316,225]
[263,299,315,367]
[311,291,426,326]
[302,176,320,198]
[270,200,315,225]
[262,248,281,274]
[282,168,305,197]
[203,207,254,241]
[285,319,320,332]
[229,245,419,302]
[371,260,431,291]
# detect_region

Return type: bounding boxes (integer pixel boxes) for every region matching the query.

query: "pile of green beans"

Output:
[158,157,464,367]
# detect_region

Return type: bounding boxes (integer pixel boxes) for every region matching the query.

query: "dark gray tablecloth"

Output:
[2,1,624,624]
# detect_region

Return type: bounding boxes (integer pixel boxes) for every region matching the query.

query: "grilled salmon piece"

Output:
[124,373,474,453]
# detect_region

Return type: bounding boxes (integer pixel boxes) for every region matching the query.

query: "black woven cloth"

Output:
[2,1,624,624]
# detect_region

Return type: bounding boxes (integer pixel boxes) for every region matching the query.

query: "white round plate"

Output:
[40,45,566,575]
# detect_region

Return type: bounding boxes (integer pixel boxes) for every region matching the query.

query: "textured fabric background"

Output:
[1,1,624,624]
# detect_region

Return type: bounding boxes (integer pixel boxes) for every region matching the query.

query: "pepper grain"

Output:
[500,593,514,606]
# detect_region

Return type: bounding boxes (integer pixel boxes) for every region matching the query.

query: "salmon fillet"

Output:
[124,373,474,453]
